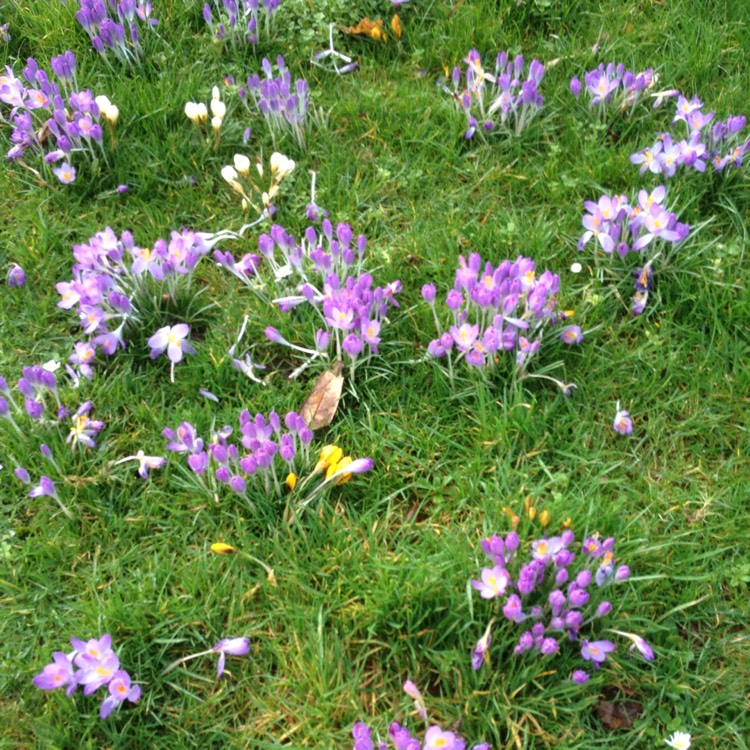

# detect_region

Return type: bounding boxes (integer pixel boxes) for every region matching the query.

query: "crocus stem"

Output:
[161,648,215,675]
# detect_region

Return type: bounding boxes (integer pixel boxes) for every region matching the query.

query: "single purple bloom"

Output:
[571,669,590,684]
[99,669,141,719]
[613,401,633,435]
[116,184,129,194]
[32,652,77,694]
[581,639,615,665]
[212,636,250,677]
[7,264,25,287]
[52,162,77,184]
[560,325,583,344]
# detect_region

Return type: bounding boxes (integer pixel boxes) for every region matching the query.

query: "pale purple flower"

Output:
[32,652,77,694]
[212,636,250,677]
[560,325,583,344]
[113,449,167,479]
[99,669,141,718]
[7,264,25,287]
[471,621,493,670]
[581,639,615,666]
[613,401,633,435]
[471,565,510,599]
[402,679,427,721]
[571,669,589,684]
[52,162,77,184]
[148,323,194,363]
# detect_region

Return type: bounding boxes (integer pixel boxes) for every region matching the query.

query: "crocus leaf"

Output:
[300,365,344,430]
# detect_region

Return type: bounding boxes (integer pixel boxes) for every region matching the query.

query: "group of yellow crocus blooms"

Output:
[285,444,361,493]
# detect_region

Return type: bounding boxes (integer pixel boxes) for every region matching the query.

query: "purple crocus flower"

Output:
[99,669,141,718]
[32,652,77,694]
[7,264,25,287]
[581,639,615,666]
[471,565,510,599]
[560,325,583,344]
[148,323,194,363]
[571,669,590,684]
[52,162,77,184]
[353,722,375,750]
[212,636,250,677]
[613,401,633,435]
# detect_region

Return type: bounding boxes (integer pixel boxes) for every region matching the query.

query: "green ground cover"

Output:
[1,0,748,747]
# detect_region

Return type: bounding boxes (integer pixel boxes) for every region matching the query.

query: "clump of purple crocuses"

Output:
[470,530,654,684]
[441,49,544,139]
[163,414,373,509]
[353,680,490,750]
[630,94,749,178]
[0,53,118,183]
[577,186,690,315]
[33,634,141,719]
[0,365,63,428]
[214,212,401,380]
[422,253,578,391]
[569,62,660,113]
[56,227,212,381]
[238,55,310,148]
[202,0,280,46]
[75,0,158,67]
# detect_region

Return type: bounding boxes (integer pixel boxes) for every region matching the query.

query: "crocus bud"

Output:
[570,76,582,98]
[615,565,630,580]
[421,283,436,304]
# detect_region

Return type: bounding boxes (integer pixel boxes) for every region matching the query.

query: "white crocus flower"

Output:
[233,154,251,175]
[270,152,295,179]
[185,101,201,124]
[221,165,239,183]
[210,99,226,119]
[105,105,119,126]
[211,115,222,133]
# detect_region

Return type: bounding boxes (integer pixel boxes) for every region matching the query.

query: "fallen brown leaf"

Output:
[300,363,344,429]
[345,17,387,42]
[596,698,643,730]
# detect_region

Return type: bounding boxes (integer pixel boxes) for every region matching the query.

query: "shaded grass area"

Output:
[1,0,749,747]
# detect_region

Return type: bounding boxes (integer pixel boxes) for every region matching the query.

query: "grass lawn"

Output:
[1,0,748,747]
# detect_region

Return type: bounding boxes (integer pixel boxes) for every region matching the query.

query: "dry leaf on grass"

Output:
[596,697,643,730]
[300,363,344,429]
[345,17,388,42]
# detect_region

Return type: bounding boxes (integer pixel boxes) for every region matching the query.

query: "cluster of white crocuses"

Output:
[185,86,227,143]
[220,151,295,218]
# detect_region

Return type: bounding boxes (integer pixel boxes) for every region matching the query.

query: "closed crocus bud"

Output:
[595,601,612,617]
[211,115,222,133]
[570,76,582,98]
[615,565,630,580]
[285,473,297,491]
[421,283,436,304]
[196,102,208,122]
[211,542,237,555]
[233,154,250,175]
[212,85,220,101]
[105,104,119,125]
